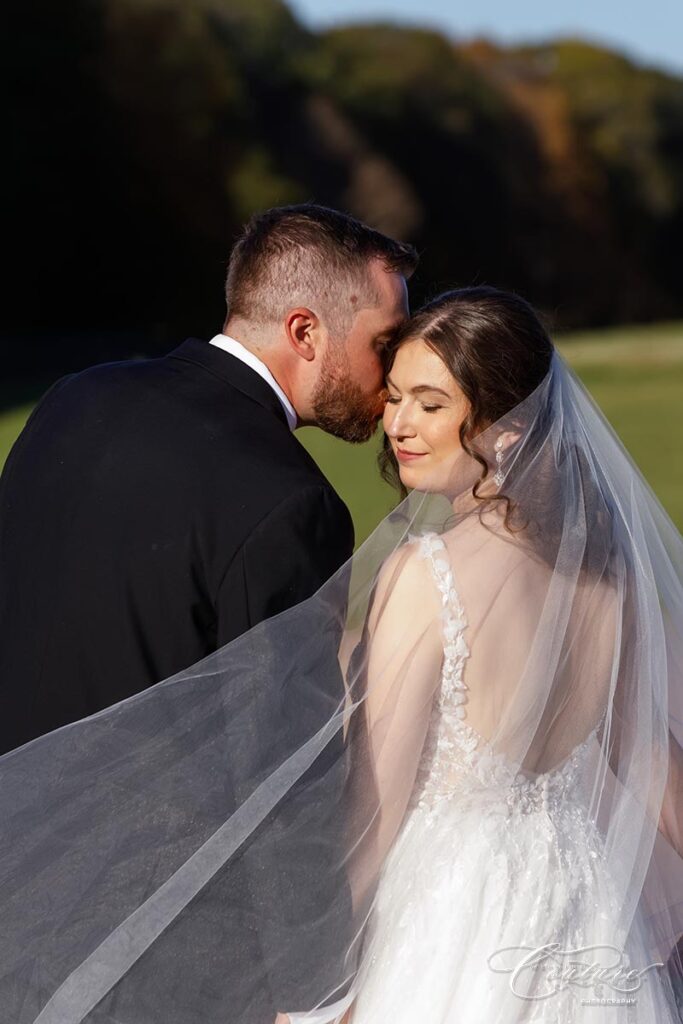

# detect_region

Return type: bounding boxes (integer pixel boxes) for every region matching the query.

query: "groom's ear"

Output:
[285,308,320,362]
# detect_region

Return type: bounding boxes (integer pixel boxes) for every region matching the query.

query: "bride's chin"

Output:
[398,466,423,489]
[399,466,447,495]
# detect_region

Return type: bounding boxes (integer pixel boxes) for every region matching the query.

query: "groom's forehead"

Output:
[371,264,410,315]
[386,276,410,321]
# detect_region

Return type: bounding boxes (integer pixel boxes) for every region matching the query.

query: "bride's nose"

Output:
[385,402,416,439]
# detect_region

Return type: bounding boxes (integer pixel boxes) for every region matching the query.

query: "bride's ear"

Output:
[497,429,522,451]
[284,308,319,362]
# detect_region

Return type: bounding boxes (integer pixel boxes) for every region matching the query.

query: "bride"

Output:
[0,288,681,1023]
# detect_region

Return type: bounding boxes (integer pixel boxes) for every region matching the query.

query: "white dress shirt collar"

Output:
[209,334,297,431]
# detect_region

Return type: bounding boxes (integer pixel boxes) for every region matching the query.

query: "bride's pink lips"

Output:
[396,447,427,463]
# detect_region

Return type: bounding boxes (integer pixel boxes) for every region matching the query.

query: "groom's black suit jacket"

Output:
[0,338,356,1021]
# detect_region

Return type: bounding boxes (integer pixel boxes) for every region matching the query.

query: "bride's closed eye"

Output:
[384,392,442,413]
[385,397,443,413]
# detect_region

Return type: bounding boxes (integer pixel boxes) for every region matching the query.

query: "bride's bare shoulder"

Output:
[367,536,443,634]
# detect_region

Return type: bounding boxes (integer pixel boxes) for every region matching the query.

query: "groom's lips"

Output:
[396,447,427,463]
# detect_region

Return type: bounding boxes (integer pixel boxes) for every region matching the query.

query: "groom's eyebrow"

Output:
[386,374,450,399]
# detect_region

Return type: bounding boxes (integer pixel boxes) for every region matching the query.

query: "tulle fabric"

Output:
[0,351,681,1022]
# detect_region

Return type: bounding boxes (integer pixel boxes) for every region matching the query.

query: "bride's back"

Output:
[435,514,617,775]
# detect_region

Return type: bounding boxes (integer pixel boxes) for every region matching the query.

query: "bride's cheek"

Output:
[436,422,458,459]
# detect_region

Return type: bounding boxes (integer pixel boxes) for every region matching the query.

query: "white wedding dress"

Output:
[348,533,680,1023]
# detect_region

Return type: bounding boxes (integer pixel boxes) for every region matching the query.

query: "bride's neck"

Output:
[449,484,509,526]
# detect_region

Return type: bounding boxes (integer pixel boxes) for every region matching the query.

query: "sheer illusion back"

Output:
[408,529,610,820]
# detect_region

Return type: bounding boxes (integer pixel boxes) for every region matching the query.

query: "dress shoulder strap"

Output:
[414,532,471,718]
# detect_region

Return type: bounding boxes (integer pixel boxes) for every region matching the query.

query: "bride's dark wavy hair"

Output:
[379,286,554,520]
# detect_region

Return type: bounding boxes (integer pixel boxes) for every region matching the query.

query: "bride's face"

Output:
[383,338,471,492]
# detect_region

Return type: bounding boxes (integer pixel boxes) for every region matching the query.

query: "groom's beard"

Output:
[312,348,383,444]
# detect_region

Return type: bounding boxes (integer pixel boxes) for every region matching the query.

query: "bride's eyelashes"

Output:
[385,394,443,414]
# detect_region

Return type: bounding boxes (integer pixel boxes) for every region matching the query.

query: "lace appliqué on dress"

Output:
[409,532,604,823]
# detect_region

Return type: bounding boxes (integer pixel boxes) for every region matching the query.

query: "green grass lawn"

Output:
[2,322,682,544]
[0,407,33,472]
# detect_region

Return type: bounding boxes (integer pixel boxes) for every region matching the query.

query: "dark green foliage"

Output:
[4,3,683,373]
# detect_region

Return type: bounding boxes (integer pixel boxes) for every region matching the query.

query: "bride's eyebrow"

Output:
[385,374,450,399]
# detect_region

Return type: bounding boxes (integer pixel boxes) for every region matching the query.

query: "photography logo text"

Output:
[488,943,664,1006]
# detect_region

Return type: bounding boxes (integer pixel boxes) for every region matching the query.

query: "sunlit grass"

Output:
[0,405,33,471]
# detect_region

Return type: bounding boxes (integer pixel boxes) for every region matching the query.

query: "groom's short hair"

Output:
[224,204,418,338]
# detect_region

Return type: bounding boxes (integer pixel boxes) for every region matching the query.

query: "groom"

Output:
[0,203,416,1020]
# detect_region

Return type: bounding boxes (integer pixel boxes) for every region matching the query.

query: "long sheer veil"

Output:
[0,350,681,1022]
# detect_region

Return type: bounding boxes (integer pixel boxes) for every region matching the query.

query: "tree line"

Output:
[5,0,683,374]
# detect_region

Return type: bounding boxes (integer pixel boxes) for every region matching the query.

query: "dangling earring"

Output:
[494,437,504,486]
